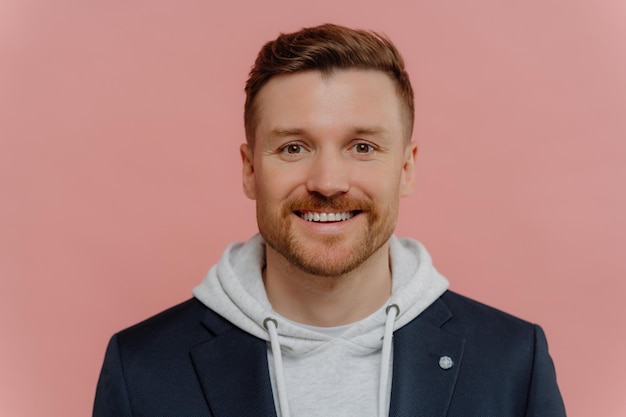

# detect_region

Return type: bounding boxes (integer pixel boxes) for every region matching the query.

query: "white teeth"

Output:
[301,211,355,222]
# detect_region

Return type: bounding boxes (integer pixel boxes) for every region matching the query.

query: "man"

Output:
[94,24,566,417]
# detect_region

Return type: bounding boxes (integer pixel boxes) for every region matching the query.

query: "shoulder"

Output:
[113,298,231,354]
[411,290,545,362]
[440,290,528,318]
[440,290,536,330]
[118,298,205,337]
[433,290,544,365]
[96,301,239,415]
[434,292,565,415]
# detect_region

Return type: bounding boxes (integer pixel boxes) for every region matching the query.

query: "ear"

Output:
[399,141,418,197]
[240,143,257,200]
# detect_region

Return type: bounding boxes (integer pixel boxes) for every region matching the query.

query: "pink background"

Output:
[2,1,625,416]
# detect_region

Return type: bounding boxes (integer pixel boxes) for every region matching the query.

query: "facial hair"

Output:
[257,192,398,277]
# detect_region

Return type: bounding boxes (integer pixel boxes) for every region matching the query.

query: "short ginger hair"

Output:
[244,23,415,146]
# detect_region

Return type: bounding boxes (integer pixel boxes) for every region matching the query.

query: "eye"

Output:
[281,144,306,154]
[352,143,375,154]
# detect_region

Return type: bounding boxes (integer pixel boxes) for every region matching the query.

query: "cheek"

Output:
[256,167,303,201]
[353,164,404,199]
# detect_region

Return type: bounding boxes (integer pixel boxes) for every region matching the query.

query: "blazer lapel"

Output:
[190,311,277,417]
[389,297,465,417]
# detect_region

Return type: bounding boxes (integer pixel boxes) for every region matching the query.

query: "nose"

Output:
[306,150,350,197]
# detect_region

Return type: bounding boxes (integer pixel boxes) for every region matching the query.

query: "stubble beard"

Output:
[257,194,398,277]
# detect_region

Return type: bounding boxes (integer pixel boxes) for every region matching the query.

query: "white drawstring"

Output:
[264,318,291,417]
[265,305,398,417]
[379,304,399,417]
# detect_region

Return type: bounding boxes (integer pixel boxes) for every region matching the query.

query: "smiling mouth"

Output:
[296,210,360,222]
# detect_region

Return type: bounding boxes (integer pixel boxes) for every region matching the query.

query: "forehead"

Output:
[253,69,405,140]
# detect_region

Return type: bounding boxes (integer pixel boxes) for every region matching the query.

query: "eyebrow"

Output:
[353,127,388,136]
[268,126,389,139]
[268,128,305,139]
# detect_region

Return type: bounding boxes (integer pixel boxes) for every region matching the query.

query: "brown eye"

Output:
[285,144,304,154]
[354,143,374,153]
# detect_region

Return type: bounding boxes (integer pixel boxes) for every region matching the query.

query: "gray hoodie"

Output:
[193,234,449,417]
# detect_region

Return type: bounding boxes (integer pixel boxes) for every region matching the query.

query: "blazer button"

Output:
[439,356,454,370]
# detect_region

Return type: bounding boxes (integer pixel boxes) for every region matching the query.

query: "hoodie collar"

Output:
[192,234,449,353]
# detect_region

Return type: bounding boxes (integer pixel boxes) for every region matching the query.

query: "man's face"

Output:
[241,69,417,277]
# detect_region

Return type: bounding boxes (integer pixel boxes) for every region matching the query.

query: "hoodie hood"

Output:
[192,234,449,355]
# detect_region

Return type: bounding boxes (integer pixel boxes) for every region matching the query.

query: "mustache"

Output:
[286,193,374,212]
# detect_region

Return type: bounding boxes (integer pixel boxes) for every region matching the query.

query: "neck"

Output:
[263,242,392,327]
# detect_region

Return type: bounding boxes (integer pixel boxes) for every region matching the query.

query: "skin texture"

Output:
[241,69,418,326]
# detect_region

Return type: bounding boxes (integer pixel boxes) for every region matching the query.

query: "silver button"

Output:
[439,356,453,370]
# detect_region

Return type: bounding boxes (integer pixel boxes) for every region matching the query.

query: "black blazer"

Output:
[93,291,566,416]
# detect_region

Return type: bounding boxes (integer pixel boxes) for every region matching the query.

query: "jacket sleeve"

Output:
[93,334,133,417]
[525,325,567,417]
